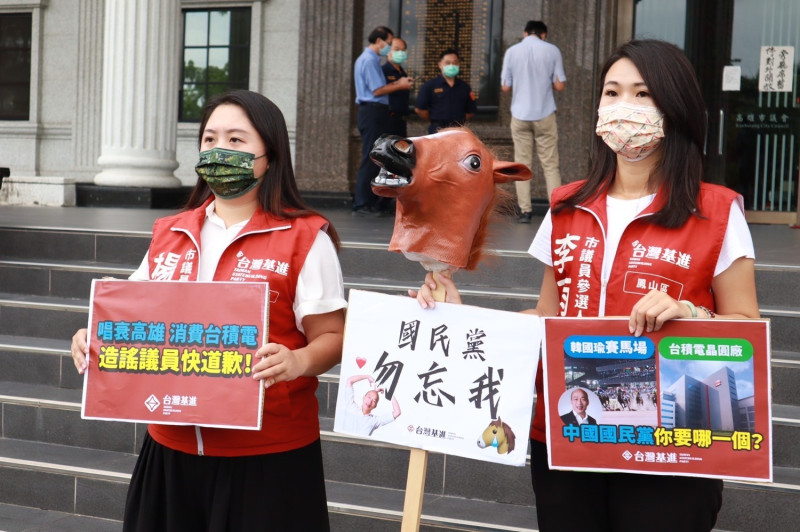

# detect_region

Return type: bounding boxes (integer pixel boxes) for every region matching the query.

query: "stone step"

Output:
[0,437,538,531]
[0,293,89,341]
[1,221,797,532]
[339,246,543,291]
[1,207,798,532]
[0,438,132,521]
[0,502,123,532]
[0,228,150,266]
[324,479,537,531]
[0,335,83,390]
[1,472,797,532]
[1,282,798,346]
[0,259,132,299]
[752,265,800,309]
[716,467,800,531]
[3,377,800,478]
[763,309,800,351]
[1,435,797,531]
[2,230,800,308]
[0,378,537,503]
[772,350,800,406]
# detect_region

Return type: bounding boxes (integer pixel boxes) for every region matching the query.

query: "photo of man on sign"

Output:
[339,373,402,436]
[559,387,600,426]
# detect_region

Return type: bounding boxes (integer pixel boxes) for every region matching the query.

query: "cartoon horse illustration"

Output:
[477,418,516,455]
[369,129,531,272]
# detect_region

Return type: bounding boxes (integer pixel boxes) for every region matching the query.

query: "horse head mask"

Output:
[370,128,532,271]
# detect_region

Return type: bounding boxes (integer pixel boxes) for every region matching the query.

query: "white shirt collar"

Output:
[572,410,590,424]
[205,199,249,231]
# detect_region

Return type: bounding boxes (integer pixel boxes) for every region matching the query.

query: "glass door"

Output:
[720,0,799,222]
[634,0,800,223]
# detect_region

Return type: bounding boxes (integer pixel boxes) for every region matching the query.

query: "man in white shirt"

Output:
[501,20,566,223]
[341,374,401,436]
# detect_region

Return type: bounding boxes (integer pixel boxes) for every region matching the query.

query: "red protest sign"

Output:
[82,280,268,430]
[543,317,771,482]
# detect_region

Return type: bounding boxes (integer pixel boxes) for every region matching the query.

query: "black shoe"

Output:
[516,211,532,224]
[352,206,380,217]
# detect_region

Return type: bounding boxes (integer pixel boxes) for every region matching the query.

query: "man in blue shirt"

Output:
[501,21,566,223]
[353,26,414,216]
[415,48,476,134]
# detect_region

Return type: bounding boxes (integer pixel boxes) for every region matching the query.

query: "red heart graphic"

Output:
[356,357,366,368]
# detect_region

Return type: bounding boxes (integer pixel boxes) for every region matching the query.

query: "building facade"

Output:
[661,366,751,432]
[1,1,797,222]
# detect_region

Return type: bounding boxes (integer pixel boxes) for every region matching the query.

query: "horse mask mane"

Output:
[370,129,531,272]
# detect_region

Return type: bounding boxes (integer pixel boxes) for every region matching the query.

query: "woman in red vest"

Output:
[71,90,345,531]
[415,40,760,531]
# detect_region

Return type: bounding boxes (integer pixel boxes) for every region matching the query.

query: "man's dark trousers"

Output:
[354,103,390,211]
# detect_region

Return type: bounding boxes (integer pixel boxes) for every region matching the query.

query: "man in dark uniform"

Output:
[415,48,476,134]
[382,37,411,138]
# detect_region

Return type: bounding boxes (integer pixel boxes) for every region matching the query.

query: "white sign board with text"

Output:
[334,290,540,466]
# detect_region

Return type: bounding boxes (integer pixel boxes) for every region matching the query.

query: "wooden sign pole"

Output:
[401,448,429,531]
[400,273,448,531]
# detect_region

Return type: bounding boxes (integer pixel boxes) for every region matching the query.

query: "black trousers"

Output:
[354,103,390,211]
[124,433,329,532]
[386,113,407,138]
[530,439,723,532]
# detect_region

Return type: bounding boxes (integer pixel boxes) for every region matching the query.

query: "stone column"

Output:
[294,0,363,195]
[73,0,104,179]
[95,0,181,188]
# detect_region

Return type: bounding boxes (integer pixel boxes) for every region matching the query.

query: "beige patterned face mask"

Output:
[595,102,665,162]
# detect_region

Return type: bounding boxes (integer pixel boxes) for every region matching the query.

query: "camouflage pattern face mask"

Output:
[195,148,266,199]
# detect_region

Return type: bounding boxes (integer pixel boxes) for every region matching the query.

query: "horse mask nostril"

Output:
[370,135,415,175]
[392,138,413,155]
[389,138,416,169]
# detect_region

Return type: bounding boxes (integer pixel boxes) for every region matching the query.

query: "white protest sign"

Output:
[334,289,541,466]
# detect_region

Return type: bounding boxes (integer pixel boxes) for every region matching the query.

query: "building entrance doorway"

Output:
[634,0,800,223]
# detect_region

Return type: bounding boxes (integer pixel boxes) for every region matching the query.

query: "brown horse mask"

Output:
[370,129,531,271]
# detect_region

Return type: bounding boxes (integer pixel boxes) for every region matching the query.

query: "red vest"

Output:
[530,181,740,442]
[145,199,329,456]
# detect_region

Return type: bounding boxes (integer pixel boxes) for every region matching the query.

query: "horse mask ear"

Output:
[492,160,532,183]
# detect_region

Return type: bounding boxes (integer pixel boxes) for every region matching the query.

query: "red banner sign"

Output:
[543,317,771,482]
[81,280,268,430]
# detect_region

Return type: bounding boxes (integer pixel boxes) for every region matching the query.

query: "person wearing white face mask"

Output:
[382,37,412,138]
[412,39,760,532]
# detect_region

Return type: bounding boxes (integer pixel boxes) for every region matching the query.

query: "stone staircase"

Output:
[0,208,798,531]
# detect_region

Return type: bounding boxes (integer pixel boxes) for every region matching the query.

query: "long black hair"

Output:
[557,40,706,227]
[186,90,340,249]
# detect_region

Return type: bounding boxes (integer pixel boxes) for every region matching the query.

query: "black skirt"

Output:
[123,433,329,532]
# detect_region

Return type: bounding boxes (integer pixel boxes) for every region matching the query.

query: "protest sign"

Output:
[543,317,771,482]
[82,280,268,430]
[334,289,540,467]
